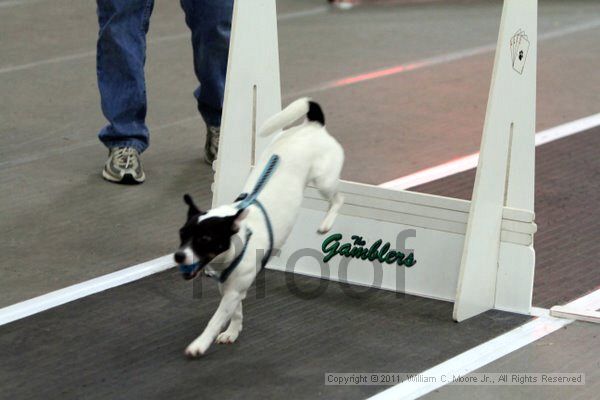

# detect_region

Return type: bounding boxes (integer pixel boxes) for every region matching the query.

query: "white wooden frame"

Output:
[550,306,600,324]
[212,0,538,321]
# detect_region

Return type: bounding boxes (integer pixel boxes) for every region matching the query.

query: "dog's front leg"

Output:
[214,282,243,344]
[216,301,243,344]
[185,291,241,357]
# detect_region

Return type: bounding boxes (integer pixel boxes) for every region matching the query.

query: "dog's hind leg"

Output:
[216,301,243,344]
[313,173,344,234]
[311,145,344,234]
[318,191,344,234]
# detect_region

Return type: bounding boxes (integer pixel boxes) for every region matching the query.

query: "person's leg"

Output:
[96,0,155,154]
[180,0,233,163]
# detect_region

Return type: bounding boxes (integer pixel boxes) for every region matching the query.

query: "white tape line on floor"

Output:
[0,255,175,326]
[367,289,600,400]
[379,113,600,190]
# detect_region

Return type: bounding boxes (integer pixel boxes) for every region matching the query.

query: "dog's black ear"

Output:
[183,194,202,220]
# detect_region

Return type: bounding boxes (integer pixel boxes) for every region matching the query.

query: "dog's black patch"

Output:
[307,101,325,125]
[178,215,234,269]
[178,196,247,271]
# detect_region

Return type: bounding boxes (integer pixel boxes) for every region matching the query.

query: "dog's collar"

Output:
[204,199,274,284]
[212,227,253,283]
[233,198,274,269]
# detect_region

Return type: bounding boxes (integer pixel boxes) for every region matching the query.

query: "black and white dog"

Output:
[175,98,345,357]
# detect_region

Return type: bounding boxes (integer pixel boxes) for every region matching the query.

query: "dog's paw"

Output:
[317,225,331,235]
[185,340,208,358]
[318,218,335,234]
[216,330,239,344]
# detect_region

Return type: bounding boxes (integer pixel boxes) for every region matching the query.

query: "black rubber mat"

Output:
[413,127,600,308]
[0,270,528,400]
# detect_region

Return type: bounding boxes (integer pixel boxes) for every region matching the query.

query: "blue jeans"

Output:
[96,0,233,153]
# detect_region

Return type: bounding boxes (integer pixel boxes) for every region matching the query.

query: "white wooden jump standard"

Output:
[212,0,538,321]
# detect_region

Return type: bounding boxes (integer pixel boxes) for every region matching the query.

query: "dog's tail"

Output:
[259,97,325,137]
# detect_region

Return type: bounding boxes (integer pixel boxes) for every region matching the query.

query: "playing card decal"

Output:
[510,29,530,74]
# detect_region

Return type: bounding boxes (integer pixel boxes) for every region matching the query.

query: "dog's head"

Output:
[174,194,248,280]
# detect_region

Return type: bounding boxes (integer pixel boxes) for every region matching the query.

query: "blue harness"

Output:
[179,155,279,283]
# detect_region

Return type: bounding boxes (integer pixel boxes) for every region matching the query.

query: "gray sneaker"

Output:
[204,125,220,165]
[329,0,355,10]
[102,147,146,184]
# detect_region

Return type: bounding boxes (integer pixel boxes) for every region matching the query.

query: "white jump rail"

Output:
[212,0,538,321]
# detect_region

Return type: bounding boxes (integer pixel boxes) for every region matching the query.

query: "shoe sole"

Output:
[102,169,145,185]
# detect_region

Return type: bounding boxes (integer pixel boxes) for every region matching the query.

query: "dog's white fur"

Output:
[184,98,344,357]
